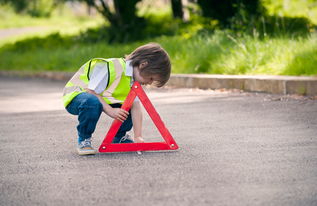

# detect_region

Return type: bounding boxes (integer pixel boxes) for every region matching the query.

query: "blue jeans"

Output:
[66,92,132,144]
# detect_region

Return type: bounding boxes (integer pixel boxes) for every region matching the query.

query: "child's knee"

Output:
[81,95,103,113]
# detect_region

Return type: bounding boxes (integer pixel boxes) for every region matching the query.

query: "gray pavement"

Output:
[0,76,317,206]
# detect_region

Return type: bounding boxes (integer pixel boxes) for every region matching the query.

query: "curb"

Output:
[0,71,74,81]
[1,71,317,96]
[167,74,317,96]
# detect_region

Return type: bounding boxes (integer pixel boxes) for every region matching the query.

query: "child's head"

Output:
[126,43,171,87]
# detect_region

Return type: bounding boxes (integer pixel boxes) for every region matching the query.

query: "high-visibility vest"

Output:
[62,58,131,107]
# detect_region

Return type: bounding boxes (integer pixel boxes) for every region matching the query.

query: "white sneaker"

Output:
[119,134,134,143]
[77,139,96,155]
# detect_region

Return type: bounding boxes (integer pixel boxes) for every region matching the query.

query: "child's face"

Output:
[133,64,157,86]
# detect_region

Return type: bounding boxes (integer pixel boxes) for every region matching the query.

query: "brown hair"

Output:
[125,43,171,87]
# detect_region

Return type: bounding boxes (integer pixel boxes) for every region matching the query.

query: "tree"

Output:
[84,0,142,29]
[75,0,144,41]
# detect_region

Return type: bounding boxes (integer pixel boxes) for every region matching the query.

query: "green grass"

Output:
[164,32,317,75]
[0,4,105,46]
[0,30,316,76]
[0,1,316,76]
[0,4,104,29]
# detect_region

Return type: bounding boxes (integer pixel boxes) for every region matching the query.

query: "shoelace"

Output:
[119,134,131,143]
[81,139,92,148]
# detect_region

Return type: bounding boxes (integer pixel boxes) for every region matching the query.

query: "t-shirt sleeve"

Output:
[88,62,109,94]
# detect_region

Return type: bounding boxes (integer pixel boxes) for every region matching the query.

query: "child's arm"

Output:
[131,101,145,143]
[86,89,129,122]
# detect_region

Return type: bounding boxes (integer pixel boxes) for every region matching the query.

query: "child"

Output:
[63,43,171,155]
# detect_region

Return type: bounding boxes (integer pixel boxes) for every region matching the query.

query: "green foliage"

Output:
[283,43,317,75]
[78,0,144,41]
[0,0,55,17]
[0,0,316,76]
[263,0,317,24]
[197,0,265,27]
[161,32,232,73]
[195,0,312,38]
[76,10,218,43]
[27,0,55,17]
[76,11,179,43]
[230,14,312,38]
[0,0,28,13]
[1,33,73,52]
[0,4,104,29]
[1,28,316,76]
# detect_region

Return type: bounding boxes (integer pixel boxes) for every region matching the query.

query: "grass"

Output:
[0,4,105,46]
[164,32,317,76]
[0,2,316,76]
[0,30,317,76]
[0,4,104,29]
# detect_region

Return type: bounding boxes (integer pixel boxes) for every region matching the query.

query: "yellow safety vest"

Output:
[62,58,131,107]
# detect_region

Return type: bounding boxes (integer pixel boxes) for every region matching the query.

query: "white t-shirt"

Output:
[87,62,109,94]
[88,60,139,102]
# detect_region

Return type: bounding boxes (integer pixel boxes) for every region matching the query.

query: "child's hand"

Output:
[134,136,144,143]
[106,108,129,122]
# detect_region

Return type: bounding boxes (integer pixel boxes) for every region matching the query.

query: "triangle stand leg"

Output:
[99,82,179,153]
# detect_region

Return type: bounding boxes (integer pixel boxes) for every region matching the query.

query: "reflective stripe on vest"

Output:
[62,58,131,107]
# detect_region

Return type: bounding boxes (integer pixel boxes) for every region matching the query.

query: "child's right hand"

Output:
[106,108,129,122]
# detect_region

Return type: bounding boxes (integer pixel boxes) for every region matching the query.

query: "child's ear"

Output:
[139,61,148,69]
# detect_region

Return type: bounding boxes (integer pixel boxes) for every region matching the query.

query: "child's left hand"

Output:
[134,136,144,143]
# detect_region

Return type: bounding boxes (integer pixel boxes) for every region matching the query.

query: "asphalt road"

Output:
[0,76,316,206]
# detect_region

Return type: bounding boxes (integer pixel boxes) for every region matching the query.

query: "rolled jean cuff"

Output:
[78,133,91,143]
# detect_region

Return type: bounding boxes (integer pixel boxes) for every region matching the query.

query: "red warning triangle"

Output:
[99,81,179,153]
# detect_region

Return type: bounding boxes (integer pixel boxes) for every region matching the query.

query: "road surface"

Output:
[0,76,316,206]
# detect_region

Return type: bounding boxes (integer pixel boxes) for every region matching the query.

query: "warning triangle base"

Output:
[99,81,179,153]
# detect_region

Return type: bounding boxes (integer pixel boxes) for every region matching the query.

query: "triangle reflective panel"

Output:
[99,81,179,153]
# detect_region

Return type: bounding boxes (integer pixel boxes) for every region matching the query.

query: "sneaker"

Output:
[77,139,96,155]
[113,134,134,144]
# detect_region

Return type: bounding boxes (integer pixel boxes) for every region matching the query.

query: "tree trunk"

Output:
[113,0,140,25]
[171,0,184,19]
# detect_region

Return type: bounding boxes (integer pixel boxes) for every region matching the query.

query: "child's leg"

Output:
[110,103,133,143]
[66,93,103,143]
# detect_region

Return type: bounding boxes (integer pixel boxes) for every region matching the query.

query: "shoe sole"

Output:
[77,148,97,155]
